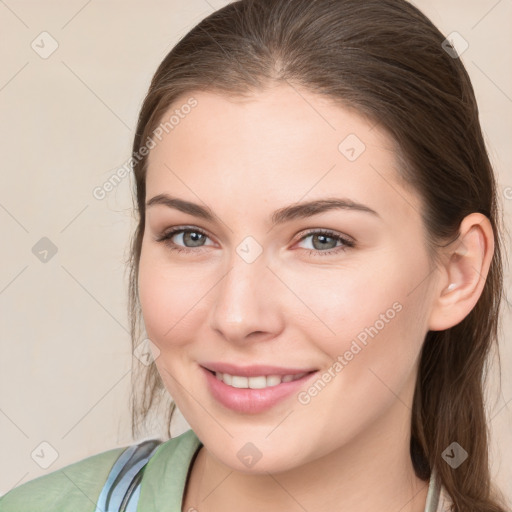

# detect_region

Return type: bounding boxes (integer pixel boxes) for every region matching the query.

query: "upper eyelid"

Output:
[159,226,213,243]
[162,225,211,239]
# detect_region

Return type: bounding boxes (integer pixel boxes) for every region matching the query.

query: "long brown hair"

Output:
[125,0,509,509]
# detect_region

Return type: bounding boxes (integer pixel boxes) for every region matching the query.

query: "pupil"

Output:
[314,234,334,250]
[186,231,203,246]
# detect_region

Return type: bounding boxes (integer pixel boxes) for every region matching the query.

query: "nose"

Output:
[208,248,284,344]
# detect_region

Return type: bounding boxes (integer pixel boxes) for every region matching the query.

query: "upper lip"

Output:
[201,362,318,377]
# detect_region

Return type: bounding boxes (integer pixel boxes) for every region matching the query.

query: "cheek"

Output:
[137,246,212,349]
[293,279,427,439]
[289,251,430,372]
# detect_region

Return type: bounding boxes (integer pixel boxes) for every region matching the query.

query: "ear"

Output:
[427,213,495,332]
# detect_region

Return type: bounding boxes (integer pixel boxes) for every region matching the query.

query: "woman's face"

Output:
[138,84,440,472]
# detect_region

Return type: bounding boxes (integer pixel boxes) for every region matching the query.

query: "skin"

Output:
[137,83,494,512]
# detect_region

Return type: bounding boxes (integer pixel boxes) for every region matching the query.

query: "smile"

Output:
[201,366,318,414]
[214,371,310,389]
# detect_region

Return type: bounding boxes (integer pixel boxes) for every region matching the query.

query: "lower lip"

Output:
[201,366,318,414]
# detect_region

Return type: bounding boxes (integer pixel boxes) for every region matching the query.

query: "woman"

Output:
[1,0,508,511]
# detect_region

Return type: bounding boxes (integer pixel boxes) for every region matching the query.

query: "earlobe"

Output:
[427,213,494,332]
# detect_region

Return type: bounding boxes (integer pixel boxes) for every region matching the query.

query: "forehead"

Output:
[145,84,422,224]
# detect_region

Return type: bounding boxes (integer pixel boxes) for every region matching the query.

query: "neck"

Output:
[182,381,429,512]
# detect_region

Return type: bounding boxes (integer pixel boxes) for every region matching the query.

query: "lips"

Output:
[200,364,319,414]
[200,361,317,377]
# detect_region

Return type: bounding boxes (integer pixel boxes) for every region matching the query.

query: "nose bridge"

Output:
[209,242,281,341]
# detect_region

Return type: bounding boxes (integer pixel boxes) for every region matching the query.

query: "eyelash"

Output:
[155,226,355,257]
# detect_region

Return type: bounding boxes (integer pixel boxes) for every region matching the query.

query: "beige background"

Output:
[1,0,511,504]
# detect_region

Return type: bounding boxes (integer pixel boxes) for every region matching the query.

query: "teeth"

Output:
[215,372,308,389]
[265,375,282,387]
[232,376,250,388]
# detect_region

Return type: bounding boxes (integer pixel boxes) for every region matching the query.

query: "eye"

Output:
[295,229,355,257]
[155,226,355,257]
[155,226,214,254]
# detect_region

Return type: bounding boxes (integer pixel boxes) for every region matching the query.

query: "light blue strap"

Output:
[94,446,138,512]
[94,439,162,512]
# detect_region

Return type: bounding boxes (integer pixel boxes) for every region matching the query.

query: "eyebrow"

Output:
[145,194,380,225]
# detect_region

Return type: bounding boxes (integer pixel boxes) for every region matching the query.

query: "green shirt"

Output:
[0,428,450,511]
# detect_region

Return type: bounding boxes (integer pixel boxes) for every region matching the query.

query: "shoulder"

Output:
[137,429,203,509]
[0,430,203,512]
[0,445,126,512]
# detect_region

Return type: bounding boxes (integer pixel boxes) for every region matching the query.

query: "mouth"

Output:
[200,365,319,414]
[203,367,315,389]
